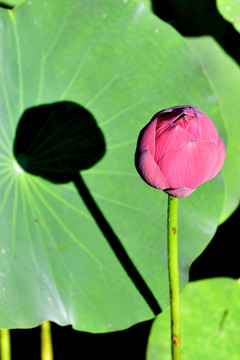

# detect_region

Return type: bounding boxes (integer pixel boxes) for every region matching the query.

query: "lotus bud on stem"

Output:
[135,105,226,360]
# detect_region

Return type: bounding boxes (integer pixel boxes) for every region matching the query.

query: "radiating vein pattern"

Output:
[36,3,82,103]
[19,177,73,322]
[83,170,137,177]
[99,99,143,127]
[0,68,14,134]
[59,48,91,100]
[10,177,19,264]
[86,41,138,108]
[107,139,136,149]
[9,10,24,116]
[27,177,102,267]
[0,154,11,162]
[93,192,149,213]
[37,1,98,104]
[0,176,14,214]
[33,178,92,221]
[0,131,12,156]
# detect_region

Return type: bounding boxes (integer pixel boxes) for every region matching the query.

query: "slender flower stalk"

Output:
[168,196,181,359]
[0,329,11,360]
[41,321,53,360]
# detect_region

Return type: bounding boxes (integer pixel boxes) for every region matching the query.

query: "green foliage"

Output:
[217,0,240,33]
[147,278,240,360]
[0,0,233,332]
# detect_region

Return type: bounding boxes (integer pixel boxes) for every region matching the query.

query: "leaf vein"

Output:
[28,178,102,267]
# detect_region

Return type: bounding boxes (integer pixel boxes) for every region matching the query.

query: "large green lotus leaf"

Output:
[216,0,240,33]
[0,0,225,331]
[188,36,240,222]
[147,278,240,359]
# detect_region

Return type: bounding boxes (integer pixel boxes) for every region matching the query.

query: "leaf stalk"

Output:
[41,321,53,360]
[0,329,11,360]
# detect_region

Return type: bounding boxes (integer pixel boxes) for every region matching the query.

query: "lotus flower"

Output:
[135,105,225,198]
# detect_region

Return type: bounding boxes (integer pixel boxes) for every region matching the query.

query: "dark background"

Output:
[4,0,240,358]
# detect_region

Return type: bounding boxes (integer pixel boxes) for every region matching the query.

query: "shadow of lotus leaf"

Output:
[13,101,105,183]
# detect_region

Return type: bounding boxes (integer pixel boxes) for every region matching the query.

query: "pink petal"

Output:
[173,114,195,130]
[164,187,196,198]
[155,119,174,140]
[185,117,200,139]
[207,136,226,181]
[137,118,157,158]
[198,112,219,144]
[180,107,196,117]
[154,124,193,163]
[135,147,169,190]
[159,140,219,189]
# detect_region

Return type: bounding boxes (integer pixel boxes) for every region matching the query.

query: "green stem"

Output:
[41,321,53,360]
[168,195,181,360]
[0,329,11,360]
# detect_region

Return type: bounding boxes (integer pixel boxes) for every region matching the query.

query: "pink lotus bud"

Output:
[135,105,226,198]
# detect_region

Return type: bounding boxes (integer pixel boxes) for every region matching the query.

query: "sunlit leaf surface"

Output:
[0,0,225,331]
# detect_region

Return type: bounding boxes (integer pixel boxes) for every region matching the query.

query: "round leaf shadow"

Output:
[13,101,105,183]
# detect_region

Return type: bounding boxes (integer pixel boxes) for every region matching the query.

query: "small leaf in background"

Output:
[147,278,240,360]
[216,0,240,33]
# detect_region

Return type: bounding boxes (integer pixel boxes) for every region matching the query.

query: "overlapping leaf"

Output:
[0,0,225,331]
[147,278,240,359]
[216,0,240,33]
[188,36,240,221]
